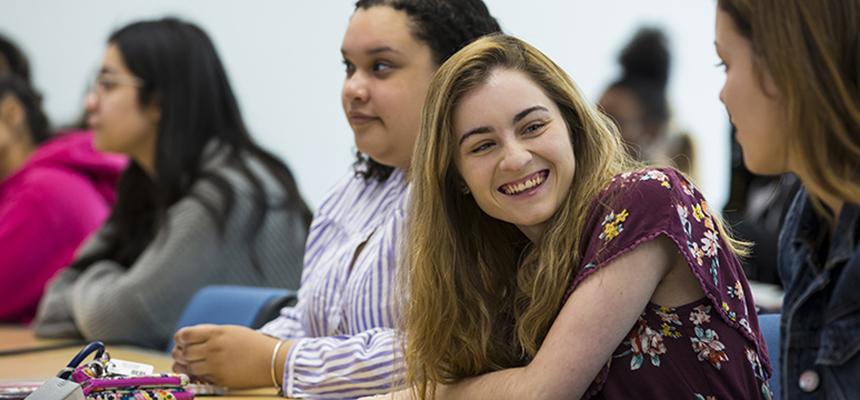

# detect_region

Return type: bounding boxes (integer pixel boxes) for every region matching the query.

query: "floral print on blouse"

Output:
[564,168,772,400]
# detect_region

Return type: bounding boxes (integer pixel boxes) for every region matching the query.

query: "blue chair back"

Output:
[166,285,296,352]
[759,313,781,400]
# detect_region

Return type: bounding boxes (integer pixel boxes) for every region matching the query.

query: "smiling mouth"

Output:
[498,170,550,195]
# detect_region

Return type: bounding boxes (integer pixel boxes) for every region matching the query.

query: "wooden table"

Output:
[0,326,280,399]
[0,325,82,353]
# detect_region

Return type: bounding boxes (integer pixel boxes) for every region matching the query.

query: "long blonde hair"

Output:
[719,0,860,212]
[405,35,638,397]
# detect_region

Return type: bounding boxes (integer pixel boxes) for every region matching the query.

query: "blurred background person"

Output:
[599,27,698,180]
[33,18,311,349]
[0,75,124,323]
[0,33,125,323]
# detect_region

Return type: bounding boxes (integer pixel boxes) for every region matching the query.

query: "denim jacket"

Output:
[778,188,860,400]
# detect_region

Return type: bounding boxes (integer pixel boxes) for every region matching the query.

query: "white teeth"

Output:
[502,172,546,195]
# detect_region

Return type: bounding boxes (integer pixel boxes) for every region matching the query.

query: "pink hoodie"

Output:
[0,131,126,323]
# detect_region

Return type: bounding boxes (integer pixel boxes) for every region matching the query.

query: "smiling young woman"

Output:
[402,35,771,400]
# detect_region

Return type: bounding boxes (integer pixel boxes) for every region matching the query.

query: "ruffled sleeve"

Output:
[565,168,770,395]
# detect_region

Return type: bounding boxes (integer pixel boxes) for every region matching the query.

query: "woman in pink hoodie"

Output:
[0,76,125,322]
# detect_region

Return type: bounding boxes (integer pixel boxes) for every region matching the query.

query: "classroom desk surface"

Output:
[0,326,281,399]
[0,325,82,352]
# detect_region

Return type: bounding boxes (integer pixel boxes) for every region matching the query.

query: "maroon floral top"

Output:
[564,168,772,400]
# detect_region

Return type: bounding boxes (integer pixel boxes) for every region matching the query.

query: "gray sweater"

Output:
[32,148,308,349]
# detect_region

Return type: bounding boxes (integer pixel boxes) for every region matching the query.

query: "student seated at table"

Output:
[32,18,311,350]
[0,76,124,323]
[715,0,860,397]
[170,1,502,398]
[398,35,772,399]
[598,27,697,180]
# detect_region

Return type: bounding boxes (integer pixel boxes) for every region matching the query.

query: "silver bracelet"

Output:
[270,340,286,392]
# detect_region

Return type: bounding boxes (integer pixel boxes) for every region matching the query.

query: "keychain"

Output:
[44,342,193,400]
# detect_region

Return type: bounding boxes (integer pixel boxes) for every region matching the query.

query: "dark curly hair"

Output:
[0,33,32,86]
[607,27,671,127]
[0,75,50,145]
[352,0,502,182]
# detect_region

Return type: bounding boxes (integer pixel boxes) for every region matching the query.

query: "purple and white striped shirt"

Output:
[260,169,408,399]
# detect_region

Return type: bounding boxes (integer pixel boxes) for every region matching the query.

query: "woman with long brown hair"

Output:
[401,35,771,399]
[715,0,860,398]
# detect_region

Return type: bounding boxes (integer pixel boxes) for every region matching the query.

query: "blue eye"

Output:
[471,142,494,154]
[524,122,545,135]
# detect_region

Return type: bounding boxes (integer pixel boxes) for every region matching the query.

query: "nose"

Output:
[84,91,98,114]
[343,72,369,103]
[499,141,533,172]
[718,82,727,105]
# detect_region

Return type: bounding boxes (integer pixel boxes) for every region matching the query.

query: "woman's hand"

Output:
[171,324,290,389]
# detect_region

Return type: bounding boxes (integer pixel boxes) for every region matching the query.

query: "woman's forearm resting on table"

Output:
[429,238,675,400]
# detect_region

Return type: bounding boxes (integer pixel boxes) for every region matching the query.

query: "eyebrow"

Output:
[341,46,402,57]
[368,46,401,55]
[458,126,492,146]
[458,105,550,146]
[513,105,548,124]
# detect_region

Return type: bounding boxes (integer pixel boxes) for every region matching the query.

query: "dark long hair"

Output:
[351,0,502,182]
[0,75,50,145]
[71,18,311,270]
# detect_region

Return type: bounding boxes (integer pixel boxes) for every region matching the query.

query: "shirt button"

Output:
[798,370,820,392]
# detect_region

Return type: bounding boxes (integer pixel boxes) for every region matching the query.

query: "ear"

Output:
[457,176,471,195]
[144,100,161,125]
[0,95,26,131]
[0,55,10,73]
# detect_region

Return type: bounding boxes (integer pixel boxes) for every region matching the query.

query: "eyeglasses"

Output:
[88,72,144,97]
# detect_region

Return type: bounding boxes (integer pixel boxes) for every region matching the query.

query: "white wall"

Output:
[0,0,730,208]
